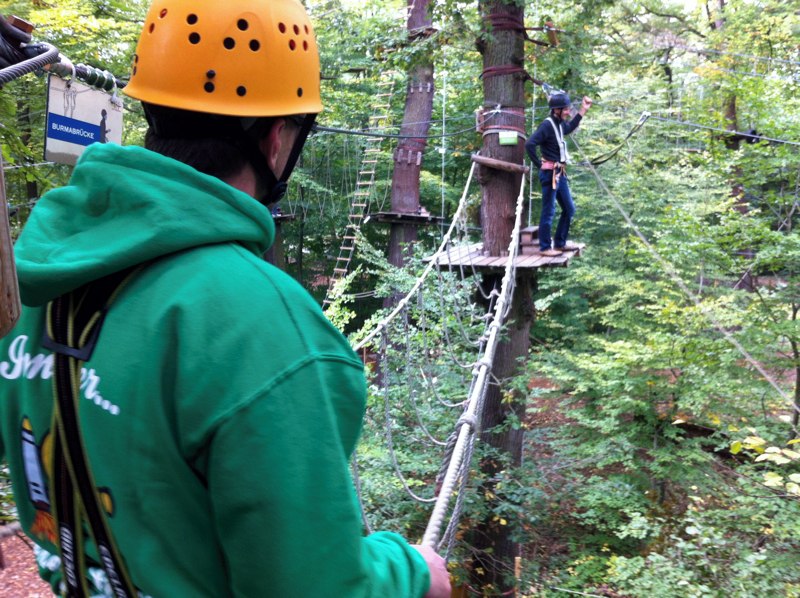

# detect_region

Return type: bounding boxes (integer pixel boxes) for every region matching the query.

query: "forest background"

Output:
[0,0,798,596]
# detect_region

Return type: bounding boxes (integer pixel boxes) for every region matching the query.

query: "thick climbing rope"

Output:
[482,14,556,48]
[422,171,528,549]
[0,42,58,85]
[353,160,478,352]
[571,138,799,432]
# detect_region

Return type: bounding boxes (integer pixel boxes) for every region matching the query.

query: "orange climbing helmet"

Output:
[124,0,322,117]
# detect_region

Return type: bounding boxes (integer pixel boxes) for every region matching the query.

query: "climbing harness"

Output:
[42,267,144,598]
[546,116,569,163]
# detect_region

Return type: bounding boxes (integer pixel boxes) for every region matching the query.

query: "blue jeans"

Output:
[538,170,576,250]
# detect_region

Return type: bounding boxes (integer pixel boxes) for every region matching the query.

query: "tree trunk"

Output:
[471,1,531,593]
[472,274,534,594]
[387,0,436,270]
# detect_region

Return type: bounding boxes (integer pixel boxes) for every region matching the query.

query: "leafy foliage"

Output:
[1,0,799,595]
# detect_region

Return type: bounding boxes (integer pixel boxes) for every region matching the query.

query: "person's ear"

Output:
[259,118,286,172]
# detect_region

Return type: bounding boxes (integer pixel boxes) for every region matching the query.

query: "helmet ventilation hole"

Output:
[297,87,303,97]
[224,37,236,50]
[159,9,168,18]
[293,25,300,35]
[278,23,286,34]
[189,32,200,44]
[204,82,215,93]
[238,19,249,31]
[250,40,260,51]
[148,23,155,34]
[237,86,247,97]
[304,25,309,34]
[187,14,198,25]
[289,39,296,51]
[303,41,308,51]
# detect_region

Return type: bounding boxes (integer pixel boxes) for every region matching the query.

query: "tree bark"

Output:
[472,273,534,594]
[470,1,532,593]
[387,0,436,270]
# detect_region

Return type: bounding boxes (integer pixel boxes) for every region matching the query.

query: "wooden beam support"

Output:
[471,153,530,174]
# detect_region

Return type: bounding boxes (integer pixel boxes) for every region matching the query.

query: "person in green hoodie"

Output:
[0,1,451,596]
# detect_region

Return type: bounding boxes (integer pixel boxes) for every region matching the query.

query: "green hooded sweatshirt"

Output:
[0,143,430,597]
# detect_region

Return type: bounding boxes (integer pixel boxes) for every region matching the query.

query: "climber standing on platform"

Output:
[0,1,450,596]
[525,92,592,256]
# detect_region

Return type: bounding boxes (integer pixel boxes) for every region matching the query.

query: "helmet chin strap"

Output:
[245,114,316,205]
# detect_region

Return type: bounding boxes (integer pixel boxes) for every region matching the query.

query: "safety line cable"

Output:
[353,160,477,352]
[315,122,477,140]
[0,42,57,85]
[350,453,373,534]
[423,171,528,549]
[315,107,517,141]
[669,43,800,66]
[403,306,448,447]
[379,329,437,504]
[571,138,799,428]
[574,111,651,167]
[648,115,800,147]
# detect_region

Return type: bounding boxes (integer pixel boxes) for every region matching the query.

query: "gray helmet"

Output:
[548,93,571,109]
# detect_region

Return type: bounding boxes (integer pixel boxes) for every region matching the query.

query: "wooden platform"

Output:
[369,211,445,226]
[428,226,584,271]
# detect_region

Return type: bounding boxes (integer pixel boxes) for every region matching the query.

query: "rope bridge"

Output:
[350,164,529,557]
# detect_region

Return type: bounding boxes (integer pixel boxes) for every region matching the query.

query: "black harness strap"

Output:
[43,267,143,598]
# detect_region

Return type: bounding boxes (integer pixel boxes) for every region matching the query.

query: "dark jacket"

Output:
[525,113,583,169]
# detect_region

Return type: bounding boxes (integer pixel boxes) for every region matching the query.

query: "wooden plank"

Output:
[487,256,510,267]
[471,154,530,174]
[515,254,547,268]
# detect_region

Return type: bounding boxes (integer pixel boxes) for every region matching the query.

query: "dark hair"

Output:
[142,103,274,180]
[144,130,249,180]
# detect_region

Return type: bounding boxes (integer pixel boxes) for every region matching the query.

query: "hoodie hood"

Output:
[15,143,275,306]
